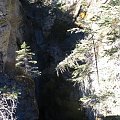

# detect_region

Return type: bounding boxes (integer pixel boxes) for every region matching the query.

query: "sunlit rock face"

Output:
[55,1,120,119]
[0,0,11,63]
[79,2,120,119]
[0,0,22,72]
[52,0,79,5]
[82,41,120,119]
[43,0,79,6]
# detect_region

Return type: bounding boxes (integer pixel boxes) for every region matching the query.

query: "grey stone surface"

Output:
[0,73,39,120]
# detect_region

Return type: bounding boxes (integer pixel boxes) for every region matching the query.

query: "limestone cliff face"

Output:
[3,0,119,120]
[55,1,120,120]
[0,1,39,120]
[0,0,22,72]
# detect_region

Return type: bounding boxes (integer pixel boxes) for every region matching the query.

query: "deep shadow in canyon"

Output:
[18,1,86,120]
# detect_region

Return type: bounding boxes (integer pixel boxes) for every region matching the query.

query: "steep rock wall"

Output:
[0,0,22,72]
[0,73,39,120]
[0,1,39,120]
[18,1,120,120]
[56,1,120,120]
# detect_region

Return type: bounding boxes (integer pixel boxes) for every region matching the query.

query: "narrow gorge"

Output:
[0,0,120,120]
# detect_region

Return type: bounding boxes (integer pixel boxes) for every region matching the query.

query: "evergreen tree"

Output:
[16,41,41,78]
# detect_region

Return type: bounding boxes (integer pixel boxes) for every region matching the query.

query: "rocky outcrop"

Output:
[0,0,11,64]
[3,0,119,120]
[0,73,39,120]
[56,1,120,120]
[0,1,39,119]
[0,0,22,73]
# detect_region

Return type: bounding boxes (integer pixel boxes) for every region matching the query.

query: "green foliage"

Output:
[0,85,20,99]
[56,0,120,76]
[56,1,120,114]
[16,41,41,78]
